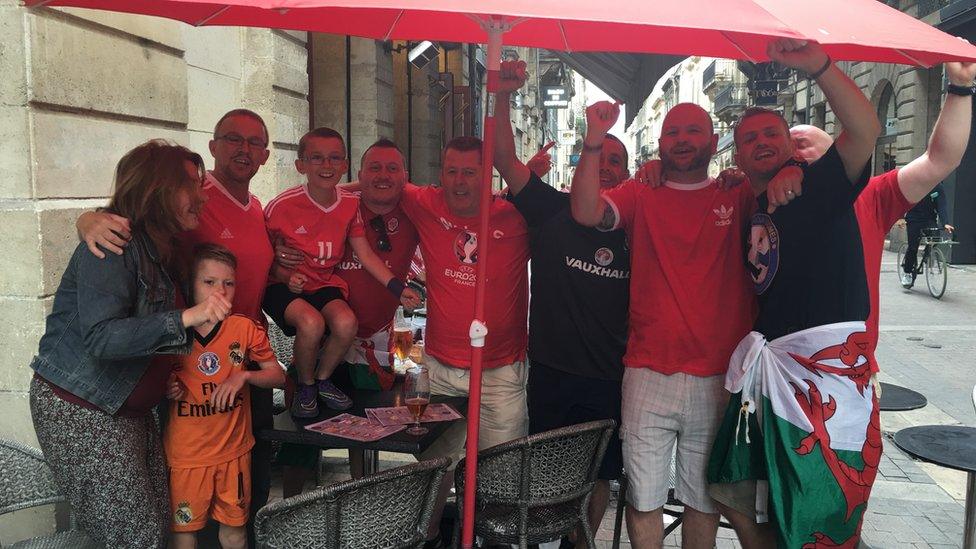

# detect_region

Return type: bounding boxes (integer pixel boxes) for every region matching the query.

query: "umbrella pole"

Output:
[461,17,506,549]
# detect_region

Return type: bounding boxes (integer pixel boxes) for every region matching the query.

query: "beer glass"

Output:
[404,366,430,436]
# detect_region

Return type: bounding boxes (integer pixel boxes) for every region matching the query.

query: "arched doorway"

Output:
[874,82,898,175]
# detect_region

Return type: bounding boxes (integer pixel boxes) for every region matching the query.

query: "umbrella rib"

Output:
[383,9,405,42]
[896,49,931,68]
[195,5,231,26]
[558,21,571,53]
[720,31,757,62]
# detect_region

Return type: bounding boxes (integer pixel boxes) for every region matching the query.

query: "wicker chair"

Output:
[254,457,450,549]
[453,419,615,549]
[0,439,94,549]
[267,321,295,368]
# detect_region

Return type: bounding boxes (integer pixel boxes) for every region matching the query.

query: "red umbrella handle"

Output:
[461,17,508,549]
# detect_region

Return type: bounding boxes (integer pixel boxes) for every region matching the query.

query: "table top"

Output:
[259,386,467,454]
[893,425,976,473]
[879,382,928,412]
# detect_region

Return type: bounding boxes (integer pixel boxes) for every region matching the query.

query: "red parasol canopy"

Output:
[24,1,976,547]
[23,0,976,64]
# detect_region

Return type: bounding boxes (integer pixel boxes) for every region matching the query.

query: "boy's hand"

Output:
[166,374,186,400]
[182,293,232,328]
[400,287,422,309]
[275,238,304,269]
[288,272,308,294]
[78,211,131,258]
[210,370,249,410]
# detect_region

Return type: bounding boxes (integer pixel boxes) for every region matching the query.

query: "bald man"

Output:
[572,101,756,549]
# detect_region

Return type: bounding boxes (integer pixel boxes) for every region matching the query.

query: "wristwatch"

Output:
[947,83,976,96]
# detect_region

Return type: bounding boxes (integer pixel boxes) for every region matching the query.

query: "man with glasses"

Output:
[76,109,277,544]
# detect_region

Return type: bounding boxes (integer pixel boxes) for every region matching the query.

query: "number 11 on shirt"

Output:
[316,241,333,265]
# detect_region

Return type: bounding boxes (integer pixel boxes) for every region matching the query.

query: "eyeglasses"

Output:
[369,216,392,252]
[215,133,268,149]
[304,154,347,166]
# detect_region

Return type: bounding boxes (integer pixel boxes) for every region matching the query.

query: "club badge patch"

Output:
[594,247,614,267]
[174,501,193,525]
[197,351,220,376]
[748,213,780,295]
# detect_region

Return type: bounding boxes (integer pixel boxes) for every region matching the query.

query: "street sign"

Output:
[543,85,570,108]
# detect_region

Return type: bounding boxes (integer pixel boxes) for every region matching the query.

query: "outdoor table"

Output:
[893,425,976,549]
[878,382,927,412]
[259,385,466,475]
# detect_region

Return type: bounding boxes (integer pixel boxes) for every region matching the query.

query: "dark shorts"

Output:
[527,360,623,480]
[262,283,345,337]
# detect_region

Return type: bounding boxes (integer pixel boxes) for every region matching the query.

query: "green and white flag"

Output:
[708,321,882,549]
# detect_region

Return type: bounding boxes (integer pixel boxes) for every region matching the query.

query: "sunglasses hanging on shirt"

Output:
[369,216,392,252]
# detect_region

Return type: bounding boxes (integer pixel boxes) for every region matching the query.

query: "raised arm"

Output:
[898,62,976,204]
[494,60,533,195]
[571,101,620,228]
[768,39,881,181]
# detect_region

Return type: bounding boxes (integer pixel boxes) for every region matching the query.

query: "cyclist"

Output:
[901,182,954,287]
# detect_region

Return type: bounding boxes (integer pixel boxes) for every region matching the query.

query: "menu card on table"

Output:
[365,403,463,427]
[304,414,406,442]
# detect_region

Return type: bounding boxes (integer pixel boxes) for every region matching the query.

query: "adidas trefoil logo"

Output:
[220,228,234,239]
[713,204,733,227]
[295,225,308,234]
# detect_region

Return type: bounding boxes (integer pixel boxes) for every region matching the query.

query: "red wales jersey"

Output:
[264,186,365,294]
[399,184,529,369]
[854,169,914,374]
[603,179,757,377]
[335,203,420,337]
[184,173,274,323]
[164,315,276,468]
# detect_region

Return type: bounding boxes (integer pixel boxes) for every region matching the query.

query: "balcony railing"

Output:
[703,61,717,91]
[714,84,749,116]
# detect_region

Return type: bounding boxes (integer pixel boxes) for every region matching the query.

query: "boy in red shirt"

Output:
[164,244,285,549]
[263,128,420,417]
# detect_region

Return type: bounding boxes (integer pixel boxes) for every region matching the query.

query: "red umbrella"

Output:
[24,1,976,546]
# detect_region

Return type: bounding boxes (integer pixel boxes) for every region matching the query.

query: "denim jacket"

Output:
[30,232,191,414]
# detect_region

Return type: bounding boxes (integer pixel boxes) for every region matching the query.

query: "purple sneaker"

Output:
[291,383,319,418]
[317,379,352,411]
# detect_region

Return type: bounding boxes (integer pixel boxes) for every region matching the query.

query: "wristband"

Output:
[386,278,406,298]
[947,83,976,96]
[808,56,832,80]
[582,141,604,153]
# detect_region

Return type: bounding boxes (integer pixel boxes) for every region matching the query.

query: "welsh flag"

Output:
[342,327,396,391]
[708,322,882,549]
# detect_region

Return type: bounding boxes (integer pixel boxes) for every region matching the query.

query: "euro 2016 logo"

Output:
[197,351,221,376]
[454,230,478,264]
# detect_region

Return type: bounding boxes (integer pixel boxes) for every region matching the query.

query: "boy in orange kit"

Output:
[165,244,285,548]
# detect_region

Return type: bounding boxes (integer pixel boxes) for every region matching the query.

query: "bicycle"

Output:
[896,227,957,299]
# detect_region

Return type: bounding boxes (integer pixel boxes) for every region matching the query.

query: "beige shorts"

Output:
[416,355,529,468]
[621,368,728,513]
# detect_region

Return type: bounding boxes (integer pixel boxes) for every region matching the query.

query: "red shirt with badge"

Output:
[184,173,274,323]
[264,185,365,295]
[399,184,529,369]
[603,179,756,377]
[854,169,914,374]
[336,203,420,337]
[164,314,276,468]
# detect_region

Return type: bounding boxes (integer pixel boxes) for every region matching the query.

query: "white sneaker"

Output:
[900,271,914,288]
